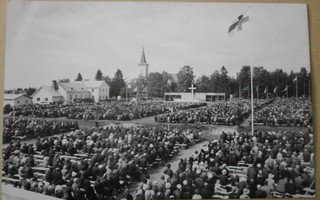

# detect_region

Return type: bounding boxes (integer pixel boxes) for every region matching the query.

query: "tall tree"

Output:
[209,70,221,93]
[177,65,194,92]
[95,69,103,81]
[110,69,125,97]
[196,75,210,92]
[238,66,251,98]
[148,72,165,97]
[253,66,271,98]
[219,66,230,95]
[162,71,177,92]
[298,67,308,97]
[75,73,83,81]
[103,76,112,85]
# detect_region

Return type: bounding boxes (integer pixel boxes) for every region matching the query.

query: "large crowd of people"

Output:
[135,129,314,199]
[2,118,79,143]
[7,102,207,121]
[2,126,202,199]
[154,100,253,125]
[254,98,312,127]
[2,97,315,199]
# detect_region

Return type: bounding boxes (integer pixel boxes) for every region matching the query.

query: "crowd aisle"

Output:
[134,128,315,199]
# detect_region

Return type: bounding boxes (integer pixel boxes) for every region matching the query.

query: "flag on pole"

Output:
[228,15,249,36]
[282,85,288,92]
[264,86,268,94]
[293,76,297,82]
[273,86,278,93]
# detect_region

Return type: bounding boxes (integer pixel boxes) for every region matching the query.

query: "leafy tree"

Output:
[219,66,230,95]
[75,73,83,81]
[110,69,125,97]
[196,75,210,92]
[253,66,271,98]
[229,78,239,98]
[270,69,288,98]
[238,66,251,98]
[209,70,221,93]
[103,76,112,85]
[95,69,103,81]
[177,65,194,92]
[26,87,36,96]
[148,72,165,97]
[298,67,308,97]
[3,104,12,114]
[59,78,70,83]
[162,71,177,92]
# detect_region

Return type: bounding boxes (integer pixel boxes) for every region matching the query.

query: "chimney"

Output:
[52,80,59,90]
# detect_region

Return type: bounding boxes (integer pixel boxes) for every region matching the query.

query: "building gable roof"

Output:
[58,82,85,91]
[83,80,109,88]
[31,86,63,98]
[4,94,32,100]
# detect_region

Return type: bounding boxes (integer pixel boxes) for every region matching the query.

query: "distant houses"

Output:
[3,94,33,107]
[31,80,110,104]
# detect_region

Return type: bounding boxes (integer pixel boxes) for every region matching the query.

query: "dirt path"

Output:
[128,125,238,196]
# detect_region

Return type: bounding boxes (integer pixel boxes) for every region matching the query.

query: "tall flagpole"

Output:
[296,77,298,98]
[250,65,254,135]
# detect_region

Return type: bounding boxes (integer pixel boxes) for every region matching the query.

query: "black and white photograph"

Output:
[1,1,315,200]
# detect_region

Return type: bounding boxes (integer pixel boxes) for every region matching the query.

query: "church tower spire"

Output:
[138,47,149,99]
[138,47,147,66]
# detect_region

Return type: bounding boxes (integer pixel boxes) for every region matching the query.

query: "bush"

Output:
[3,104,12,114]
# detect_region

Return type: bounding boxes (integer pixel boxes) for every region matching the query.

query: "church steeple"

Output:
[137,47,149,99]
[138,47,148,66]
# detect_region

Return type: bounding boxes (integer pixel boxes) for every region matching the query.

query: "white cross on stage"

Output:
[189,84,197,98]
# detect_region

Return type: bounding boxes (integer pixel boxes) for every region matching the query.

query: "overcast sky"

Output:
[4,1,310,89]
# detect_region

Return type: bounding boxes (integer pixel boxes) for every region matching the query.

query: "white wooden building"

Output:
[3,94,33,106]
[32,80,110,104]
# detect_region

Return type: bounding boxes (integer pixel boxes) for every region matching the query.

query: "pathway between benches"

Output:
[128,126,238,196]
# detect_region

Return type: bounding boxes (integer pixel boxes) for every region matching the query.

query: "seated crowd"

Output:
[136,129,314,199]
[8,102,207,121]
[155,100,252,126]
[2,118,79,143]
[254,98,312,127]
[2,126,202,200]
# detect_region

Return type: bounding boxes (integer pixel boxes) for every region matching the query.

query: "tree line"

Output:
[74,65,311,99]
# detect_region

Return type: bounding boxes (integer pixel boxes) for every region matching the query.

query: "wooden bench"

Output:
[272,191,284,198]
[291,194,315,198]
[12,136,27,140]
[59,155,81,160]
[175,143,187,149]
[303,187,315,194]
[2,177,20,183]
[212,194,229,199]
[73,153,89,158]
[32,167,49,172]
[237,161,249,167]
[227,166,248,174]
[33,155,44,159]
